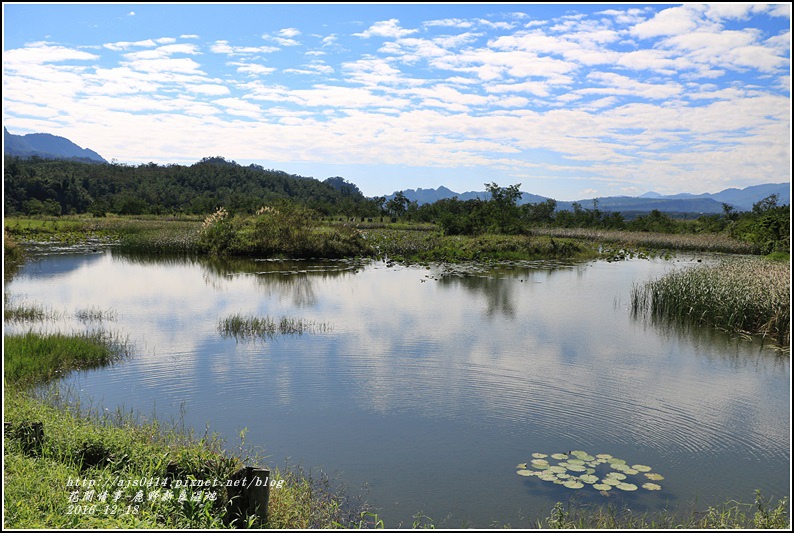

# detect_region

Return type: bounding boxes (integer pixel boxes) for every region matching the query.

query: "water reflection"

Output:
[4,247,789,528]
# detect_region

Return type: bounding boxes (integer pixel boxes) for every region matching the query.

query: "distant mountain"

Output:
[384,182,790,215]
[555,197,730,215]
[4,127,107,163]
[637,183,790,212]
[386,186,550,206]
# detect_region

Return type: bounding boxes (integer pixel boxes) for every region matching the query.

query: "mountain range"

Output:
[386,183,790,214]
[4,127,106,163]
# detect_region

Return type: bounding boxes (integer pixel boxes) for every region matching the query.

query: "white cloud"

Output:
[630,5,707,39]
[278,28,301,38]
[212,97,262,118]
[354,19,418,39]
[210,41,280,55]
[231,62,276,76]
[262,28,302,47]
[104,39,159,51]
[123,57,204,74]
[188,84,230,96]
[424,18,474,29]
[3,43,99,68]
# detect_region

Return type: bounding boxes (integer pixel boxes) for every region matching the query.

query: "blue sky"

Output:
[2,3,791,200]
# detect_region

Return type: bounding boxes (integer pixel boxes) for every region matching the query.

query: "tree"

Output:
[485,182,523,233]
[385,191,409,218]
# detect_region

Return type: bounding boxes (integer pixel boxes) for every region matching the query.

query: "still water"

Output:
[6,247,790,527]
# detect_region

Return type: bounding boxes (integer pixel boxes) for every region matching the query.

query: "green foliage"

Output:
[4,156,381,218]
[731,195,790,254]
[196,203,370,259]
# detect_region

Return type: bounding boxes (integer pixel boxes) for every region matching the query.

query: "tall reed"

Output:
[631,258,790,346]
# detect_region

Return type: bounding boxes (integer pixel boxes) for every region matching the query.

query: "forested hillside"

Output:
[3,156,379,217]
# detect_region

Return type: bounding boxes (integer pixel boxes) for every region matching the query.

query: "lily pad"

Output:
[563,480,584,489]
[531,458,549,466]
[632,464,652,472]
[606,472,626,480]
[517,469,535,477]
[642,483,662,491]
[551,453,568,460]
[623,468,639,475]
[570,450,589,458]
[567,458,586,465]
[644,473,664,481]
[616,483,638,491]
[579,474,599,484]
[596,454,613,460]
[602,477,622,486]
[556,473,571,480]
[609,458,627,465]
[547,466,567,474]
[516,463,527,469]
[566,464,587,472]
[532,453,548,459]
[592,484,612,491]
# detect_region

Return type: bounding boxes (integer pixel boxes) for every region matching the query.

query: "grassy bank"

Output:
[631,256,790,347]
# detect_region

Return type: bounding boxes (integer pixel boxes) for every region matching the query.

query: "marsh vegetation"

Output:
[631,257,790,348]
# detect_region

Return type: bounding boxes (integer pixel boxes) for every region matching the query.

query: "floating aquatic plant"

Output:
[517,450,665,496]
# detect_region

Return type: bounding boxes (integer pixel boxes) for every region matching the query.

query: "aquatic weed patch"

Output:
[218,313,332,341]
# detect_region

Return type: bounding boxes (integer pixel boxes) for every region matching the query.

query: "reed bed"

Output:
[218,313,332,341]
[631,257,790,346]
[532,227,757,254]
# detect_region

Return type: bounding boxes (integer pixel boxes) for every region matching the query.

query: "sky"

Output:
[2,3,791,200]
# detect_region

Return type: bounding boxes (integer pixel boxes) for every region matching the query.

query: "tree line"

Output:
[3,156,382,218]
[4,157,789,254]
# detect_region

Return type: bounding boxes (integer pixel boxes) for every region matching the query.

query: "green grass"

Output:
[4,387,378,529]
[4,331,131,385]
[536,494,790,529]
[631,257,790,347]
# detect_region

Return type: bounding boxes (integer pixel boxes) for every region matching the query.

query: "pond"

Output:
[5,247,790,527]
